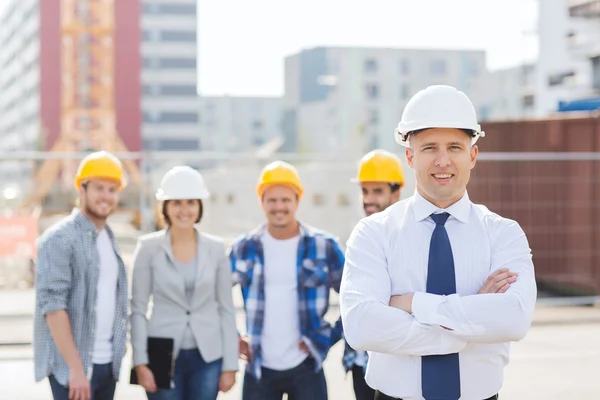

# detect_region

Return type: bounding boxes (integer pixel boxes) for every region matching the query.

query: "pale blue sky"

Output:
[0,0,539,96]
[198,0,539,96]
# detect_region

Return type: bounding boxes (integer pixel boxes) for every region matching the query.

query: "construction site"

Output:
[0,0,599,398]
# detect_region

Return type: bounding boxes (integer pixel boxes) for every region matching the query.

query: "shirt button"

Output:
[186,311,190,315]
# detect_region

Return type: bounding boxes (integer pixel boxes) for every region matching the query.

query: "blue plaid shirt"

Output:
[33,209,129,386]
[229,222,345,379]
[342,340,368,372]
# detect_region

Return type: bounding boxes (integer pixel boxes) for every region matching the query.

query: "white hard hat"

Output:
[395,85,485,147]
[155,166,210,201]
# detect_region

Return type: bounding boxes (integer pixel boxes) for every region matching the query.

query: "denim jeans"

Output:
[242,357,327,400]
[147,348,222,400]
[49,363,116,400]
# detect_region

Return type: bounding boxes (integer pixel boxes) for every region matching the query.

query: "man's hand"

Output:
[239,335,252,361]
[68,363,91,400]
[389,293,415,313]
[478,268,518,294]
[299,342,309,354]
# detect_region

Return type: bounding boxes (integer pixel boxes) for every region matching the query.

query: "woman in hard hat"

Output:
[130,166,238,400]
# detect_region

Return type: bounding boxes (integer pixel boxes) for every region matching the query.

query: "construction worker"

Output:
[130,166,238,399]
[34,151,129,400]
[229,160,345,400]
[343,149,405,400]
[339,85,537,400]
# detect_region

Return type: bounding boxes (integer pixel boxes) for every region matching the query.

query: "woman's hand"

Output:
[135,365,157,393]
[218,371,236,392]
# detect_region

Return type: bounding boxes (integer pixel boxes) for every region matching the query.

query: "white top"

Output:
[172,255,198,350]
[93,229,119,364]
[340,191,537,400]
[260,231,307,370]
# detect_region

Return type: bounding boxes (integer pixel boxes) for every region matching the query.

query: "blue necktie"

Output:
[421,212,461,400]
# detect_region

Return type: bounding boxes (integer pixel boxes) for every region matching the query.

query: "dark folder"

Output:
[130,337,175,389]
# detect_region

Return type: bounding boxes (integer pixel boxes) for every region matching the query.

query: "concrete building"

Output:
[486,64,537,121]
[282,46,489,154]
[140,0,201,151]
[535,0,600,116]
[198,96,283,153]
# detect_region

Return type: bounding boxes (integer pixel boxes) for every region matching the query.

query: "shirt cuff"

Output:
[412,292,456,330]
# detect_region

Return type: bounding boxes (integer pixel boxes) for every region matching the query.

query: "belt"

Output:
[374,391,499,400]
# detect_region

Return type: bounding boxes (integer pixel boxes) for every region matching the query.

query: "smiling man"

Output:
[343,149,405,400]
[339,85,537,400]
[229,160,346,400]
[34,151,129,400]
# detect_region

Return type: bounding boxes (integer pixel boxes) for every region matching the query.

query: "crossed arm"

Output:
[339,220,537,356]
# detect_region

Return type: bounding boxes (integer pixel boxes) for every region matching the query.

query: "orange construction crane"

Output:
[22,0,140,212]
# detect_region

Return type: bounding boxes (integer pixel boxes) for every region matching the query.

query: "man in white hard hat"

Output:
[339,85,537,400]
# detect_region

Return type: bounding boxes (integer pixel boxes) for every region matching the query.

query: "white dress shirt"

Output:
[340,190,537,400]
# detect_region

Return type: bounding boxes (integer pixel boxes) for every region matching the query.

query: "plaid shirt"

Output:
[33,209,129,386]
[342,341,368,372]
[229,222,345,380]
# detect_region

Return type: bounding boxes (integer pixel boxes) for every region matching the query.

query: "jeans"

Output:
[49,363,116,400]
[242,357,327,400]
[147,348,222,400]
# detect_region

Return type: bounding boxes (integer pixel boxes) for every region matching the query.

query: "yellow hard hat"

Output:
[256,160,304,199]
[354,149,405,187]
[74,151,126,189]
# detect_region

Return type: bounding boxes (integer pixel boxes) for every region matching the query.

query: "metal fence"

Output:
[1,118,599,299]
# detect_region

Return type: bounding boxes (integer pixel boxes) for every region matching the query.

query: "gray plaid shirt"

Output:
[33,209,129,386]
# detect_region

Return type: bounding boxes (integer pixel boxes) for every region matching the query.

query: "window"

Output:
[469,60,478,77]
[522,95,535,108]
[592,56,600,90]
[143,139,199,151]
[143,58,196,69]
[400,84,410,100]
[368,109,379,125]
[143,85,197,96]
[142,4,197,15]
[337,193,350,207]
[548,71,575,86]
[313,194,325,206]
[364,58,378,73]
[399,59,410,74]
[157,139,199,151]
[160,30,196,42]
[143,112,199,123]
[365,83,379,99]
[430,60,446,75]
[143,30,196,42]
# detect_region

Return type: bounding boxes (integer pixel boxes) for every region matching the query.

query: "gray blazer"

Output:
[130,228,238,371]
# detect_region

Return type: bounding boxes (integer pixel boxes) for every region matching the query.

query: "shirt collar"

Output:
[412,190,471,224]
[71,208,116,239]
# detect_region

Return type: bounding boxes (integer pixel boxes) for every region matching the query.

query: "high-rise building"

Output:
[140,0,200,152]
